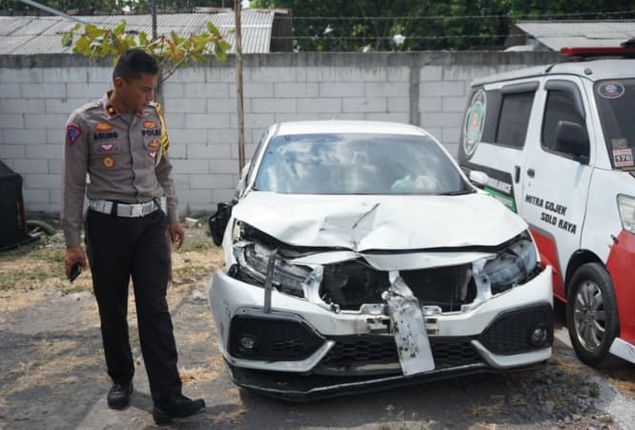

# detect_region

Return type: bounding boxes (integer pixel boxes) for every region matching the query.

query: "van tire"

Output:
[566,263,619,367]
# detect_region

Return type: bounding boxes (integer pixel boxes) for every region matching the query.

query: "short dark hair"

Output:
[113,49,159,81]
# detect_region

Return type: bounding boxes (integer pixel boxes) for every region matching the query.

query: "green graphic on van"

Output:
[463,90,486,157]
[484,187,517,213]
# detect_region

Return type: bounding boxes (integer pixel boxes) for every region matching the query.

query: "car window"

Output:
[541,90,586,153]
[254,133,471,195]
[594,79,635,170]
[495,92,534,148]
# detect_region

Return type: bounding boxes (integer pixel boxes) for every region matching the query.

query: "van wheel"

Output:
[566,263,619,366]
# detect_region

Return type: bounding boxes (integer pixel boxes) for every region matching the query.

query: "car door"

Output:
[519,78,593,300]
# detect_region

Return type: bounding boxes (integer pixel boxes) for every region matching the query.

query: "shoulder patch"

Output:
[66,125,81,145]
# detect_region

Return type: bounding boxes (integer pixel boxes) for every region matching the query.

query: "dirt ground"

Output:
[1,223,634,430]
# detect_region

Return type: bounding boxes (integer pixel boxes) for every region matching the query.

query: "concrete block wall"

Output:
[0,51,560,215]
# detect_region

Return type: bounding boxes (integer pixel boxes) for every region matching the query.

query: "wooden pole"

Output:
[151,0,158,40]
[234,0,246,172]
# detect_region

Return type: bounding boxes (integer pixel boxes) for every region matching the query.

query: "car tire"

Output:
[566,263,619,367]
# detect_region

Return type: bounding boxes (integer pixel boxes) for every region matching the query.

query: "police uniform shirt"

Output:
[61,92,177,247]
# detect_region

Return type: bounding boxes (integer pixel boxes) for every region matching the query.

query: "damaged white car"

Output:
[206,121,553,400]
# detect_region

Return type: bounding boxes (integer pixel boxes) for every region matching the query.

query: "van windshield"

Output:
[595,79,635,170]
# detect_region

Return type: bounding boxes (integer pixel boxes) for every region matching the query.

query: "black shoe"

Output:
[107,382,133,409]
[153,394,205,424]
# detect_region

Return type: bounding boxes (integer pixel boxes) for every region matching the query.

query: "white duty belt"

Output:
[88,199,158,218]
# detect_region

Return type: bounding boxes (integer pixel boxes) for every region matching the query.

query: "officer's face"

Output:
[116,72,158,112]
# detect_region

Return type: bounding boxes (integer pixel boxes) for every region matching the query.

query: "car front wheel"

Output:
[566,262,619,366]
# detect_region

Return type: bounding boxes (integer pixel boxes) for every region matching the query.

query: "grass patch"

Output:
[181,238,213,253]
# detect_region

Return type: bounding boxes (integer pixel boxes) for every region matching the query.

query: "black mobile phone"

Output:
[68,262,81,283]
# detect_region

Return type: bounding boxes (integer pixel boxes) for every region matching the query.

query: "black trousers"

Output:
[85,208,181,402]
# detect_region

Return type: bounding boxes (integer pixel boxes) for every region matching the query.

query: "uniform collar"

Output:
[103,91,120,119]
[102,91,144,119]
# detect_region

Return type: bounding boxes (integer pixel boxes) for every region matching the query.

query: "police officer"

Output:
[61,49,204,424]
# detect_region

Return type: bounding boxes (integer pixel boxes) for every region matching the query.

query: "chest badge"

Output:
[148,139,161,150]
[143,120,158,129]
[149,150,157,158]
[102,155,115,168]
[95,122,113,132]
[100,143,114,152]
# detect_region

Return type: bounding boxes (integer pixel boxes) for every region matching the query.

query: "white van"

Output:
[458,46,635,366]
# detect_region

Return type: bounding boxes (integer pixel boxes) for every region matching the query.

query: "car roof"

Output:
[273,120,429,137]
[472,58,635,87]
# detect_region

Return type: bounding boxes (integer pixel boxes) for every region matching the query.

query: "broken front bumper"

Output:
[206,266,553,400]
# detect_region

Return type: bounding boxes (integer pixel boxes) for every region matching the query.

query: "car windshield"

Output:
[253,133,471,195]
[594,79,635,170]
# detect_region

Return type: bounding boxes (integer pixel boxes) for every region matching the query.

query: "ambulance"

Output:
[458,43,635,366]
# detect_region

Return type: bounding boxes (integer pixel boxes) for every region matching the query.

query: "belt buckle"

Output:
[130,204,143,217]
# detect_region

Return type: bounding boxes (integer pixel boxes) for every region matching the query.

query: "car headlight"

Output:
[481,232,539,294]
[617,194,635,234]
[230,222,311,297]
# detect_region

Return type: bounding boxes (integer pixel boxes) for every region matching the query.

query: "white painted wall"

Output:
[0,52,560,215]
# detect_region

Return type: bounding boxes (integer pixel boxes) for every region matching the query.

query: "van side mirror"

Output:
[469,170,490,188]
[554,120,589,164]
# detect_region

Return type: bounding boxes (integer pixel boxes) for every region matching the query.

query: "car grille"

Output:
[320,260,475,311]
[317,335,482,375]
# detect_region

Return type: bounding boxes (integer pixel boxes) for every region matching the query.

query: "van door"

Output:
[459,82,538,212]
[519,78,593,300]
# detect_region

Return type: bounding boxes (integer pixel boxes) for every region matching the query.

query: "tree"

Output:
[251,0,635,51]
[61,19,231,83]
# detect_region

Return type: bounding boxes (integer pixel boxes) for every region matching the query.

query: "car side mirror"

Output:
[554,120,589,164]
[208,201,236,246]
[469,170,490,188]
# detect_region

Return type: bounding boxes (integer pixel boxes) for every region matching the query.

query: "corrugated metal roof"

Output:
[516,21,635,51]
[0,10,276,55]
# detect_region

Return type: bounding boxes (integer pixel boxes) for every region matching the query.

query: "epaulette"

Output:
[81,99,103,112]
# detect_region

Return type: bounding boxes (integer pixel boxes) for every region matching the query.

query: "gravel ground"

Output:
[1,225,634,430]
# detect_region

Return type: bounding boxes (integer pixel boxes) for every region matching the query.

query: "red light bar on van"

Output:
[561,46,635,56]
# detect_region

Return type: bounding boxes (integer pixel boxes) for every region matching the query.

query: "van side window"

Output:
[542,90,586,152]
[495,92,534,148]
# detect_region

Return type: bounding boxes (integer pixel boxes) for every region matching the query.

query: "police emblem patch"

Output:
[148,139,161,150]
[143,120,158,129]
[95,122,113,132]
[66,125,81,145]
[102,156,115,168]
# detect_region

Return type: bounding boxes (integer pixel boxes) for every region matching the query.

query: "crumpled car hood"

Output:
[232,191,527,251]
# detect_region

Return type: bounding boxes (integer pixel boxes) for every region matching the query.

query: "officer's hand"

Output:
[64,245,87,277]
[169,222,185,250]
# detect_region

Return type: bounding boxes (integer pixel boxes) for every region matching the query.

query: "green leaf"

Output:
[219,40,231,51]
[170,31,181,45]
[84,24,101,38]
[138,32,149,46]
[61,33,73,48]
[75,36,90,53]
[190,52,207,63]
[214,44,227,63]
[113,20,126,36]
